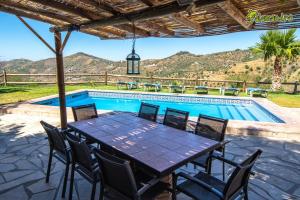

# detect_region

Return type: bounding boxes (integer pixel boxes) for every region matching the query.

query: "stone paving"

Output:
[0,114,300,200]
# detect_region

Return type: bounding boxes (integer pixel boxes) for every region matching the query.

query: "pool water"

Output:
[35,91,284,123]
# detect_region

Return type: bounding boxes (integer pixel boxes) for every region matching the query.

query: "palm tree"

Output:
[251,29,300,91]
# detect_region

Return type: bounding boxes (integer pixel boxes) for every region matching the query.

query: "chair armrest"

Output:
[60,128,73,133]
[211,154,256,176]
[210,154,241,168]
[221,139,230,146]
[175,172,224,199]
[137,177,161,196]
[219,140,230,149]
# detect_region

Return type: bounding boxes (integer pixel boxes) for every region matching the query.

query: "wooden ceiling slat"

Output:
[51,0,224,32]
[0,0,300,39]
[218,0,252,30]
[0,2,126,38]
[27,0,96,20]
[0,2,80,24]
[143,21,175,36]
[0,4,111,39]
[0,5,64,25]
[172,13,205,33]
[117,24,151,37]
[79,0,119,15]
[139,0,155,7]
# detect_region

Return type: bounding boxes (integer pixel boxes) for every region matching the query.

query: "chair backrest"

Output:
[72,103,98,121]
[195,115,228,143]
[163,108,189,130]
[40,121,67,155]
[94,150,138,199]
[223,149,262,199]
[65,133,94,172]
[138,102,160,122]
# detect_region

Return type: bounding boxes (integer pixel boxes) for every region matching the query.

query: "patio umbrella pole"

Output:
[54,30,67,129]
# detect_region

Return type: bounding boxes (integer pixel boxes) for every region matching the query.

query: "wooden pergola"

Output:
[1,0,300,128]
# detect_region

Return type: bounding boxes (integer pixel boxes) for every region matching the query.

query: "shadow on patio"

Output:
[0,114,299,200]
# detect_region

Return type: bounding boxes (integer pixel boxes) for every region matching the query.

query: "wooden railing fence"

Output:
[1,70,299,94]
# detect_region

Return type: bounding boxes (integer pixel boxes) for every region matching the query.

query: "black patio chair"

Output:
[191,115,229,181]
[93,149,170,200]
[72,103,98,121]
[72,103,98,144]
[138,102,160,122]
[173,149,262,200]
[65,132,100,200]
[163,108,189,130]
[40,121,70,198]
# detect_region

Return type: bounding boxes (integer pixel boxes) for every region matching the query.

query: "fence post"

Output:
[150,74,154,83]
[293,81,298,94]
[195,75,199,86]
[243,80,247,92]
[104,71,108,85]
[3,70,7,86]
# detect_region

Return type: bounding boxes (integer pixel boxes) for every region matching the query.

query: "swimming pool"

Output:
[34,91,284,123]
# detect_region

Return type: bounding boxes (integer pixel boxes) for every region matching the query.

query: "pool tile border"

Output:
[2,89,300,140]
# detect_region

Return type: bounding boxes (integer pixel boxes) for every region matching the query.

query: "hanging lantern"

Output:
[126,21,140,74]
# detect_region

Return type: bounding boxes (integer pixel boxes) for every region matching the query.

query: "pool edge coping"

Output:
[2,89,300,140]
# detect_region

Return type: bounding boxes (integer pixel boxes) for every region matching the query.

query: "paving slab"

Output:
[0,113,299,200]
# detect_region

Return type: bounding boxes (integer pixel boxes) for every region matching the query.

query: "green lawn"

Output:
[1,84,300,108]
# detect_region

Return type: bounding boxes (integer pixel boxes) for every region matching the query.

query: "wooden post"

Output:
[243,80,247,92]
[3,70,7,86]
[54,30,67,129]
[195,74,199,86]
[104,71,108,85]
[293,81,298,94]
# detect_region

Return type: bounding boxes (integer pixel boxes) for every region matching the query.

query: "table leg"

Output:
[156,175,172,200]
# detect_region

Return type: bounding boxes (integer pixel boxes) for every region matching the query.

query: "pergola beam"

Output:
[0,3,127,38]
[172,13,205,33]
[0,5,62,25]
[60,31,72,54]
[144,22,175,36]
[0,5,112,39]
[218,0,252,30]
[76,0,119,15]
[117,24,151,37]
[0,1,78,24]
[50,0,224,32]
[17,16,56,54]
[140,0,155,7]
[27,0,96,20]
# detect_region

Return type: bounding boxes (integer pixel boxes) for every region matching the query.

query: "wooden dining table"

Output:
[68,112,220,199]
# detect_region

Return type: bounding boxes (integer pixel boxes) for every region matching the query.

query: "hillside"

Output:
[1,50,300,82]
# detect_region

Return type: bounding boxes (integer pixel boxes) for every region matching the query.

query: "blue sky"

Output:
[0,12,299,62]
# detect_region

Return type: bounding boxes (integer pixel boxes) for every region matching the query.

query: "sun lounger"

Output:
[247,87,268,97]
[195,86,208,94]
[127,82,138,90]
[143,83,161,92]
[169,85,185,93]
[117,81,138,90]
[220,87,239,96]
[116,81,127,89]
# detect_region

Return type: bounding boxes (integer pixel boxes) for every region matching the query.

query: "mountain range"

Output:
[1,50,300,83]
